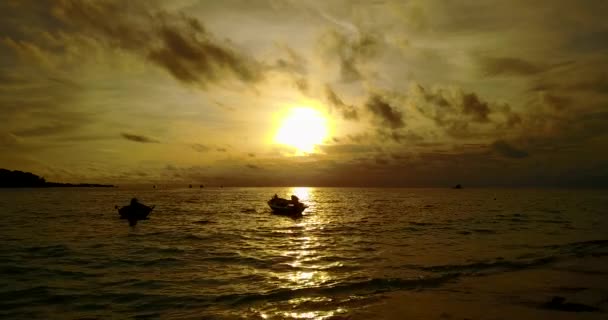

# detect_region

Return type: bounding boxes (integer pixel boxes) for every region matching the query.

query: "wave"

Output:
[416,256,557,274]
[409,239,608,276]
[24,245,71,258]
[540,239,608,250]
[193,219,216,225]
[409,222,436,226]
[471,228,497,234]
[214,273,460,306]
[0,265,96,280]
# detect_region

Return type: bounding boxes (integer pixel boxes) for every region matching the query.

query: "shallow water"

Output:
[0,187,607,319]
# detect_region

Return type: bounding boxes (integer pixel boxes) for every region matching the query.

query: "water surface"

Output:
[1,187,607,319]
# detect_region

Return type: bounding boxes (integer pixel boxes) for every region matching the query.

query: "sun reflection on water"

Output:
[290,187,311,203]
[258,187,348,319]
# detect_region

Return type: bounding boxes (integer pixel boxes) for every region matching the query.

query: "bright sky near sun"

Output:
[1,1,607,186]
[275,107,329,155]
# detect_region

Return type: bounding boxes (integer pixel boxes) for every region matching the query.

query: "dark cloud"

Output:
[365,94,404,129]
[374,156,389,165]
[248,153,256,157]
[13,122,80,137]
[318,144,372,154]
[192,144,210,152]
[412,84,520,138]
[541,93,571,110]
[461,92,490,122]
[51,0,263,88]
[273,45,310,93]
[148,26,261,85]
[377,129,424,143]
[324,85,358,120]
[294,78,309,93]
[318,29,380,82]
[275,45,307,75]
[530,58,608,94]
[120,133,159,143]
[246,164,261,169]
[347,133,371,143]
[491,140,529,158]
[478,56,544,77]
[0,132,19,147]
[192,144,231,153]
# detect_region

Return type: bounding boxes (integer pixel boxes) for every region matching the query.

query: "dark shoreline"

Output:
[0,168,114,188]
[0,183,115,188]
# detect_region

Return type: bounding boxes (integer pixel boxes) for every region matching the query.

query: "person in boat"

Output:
[273,194,279,200]
[130,197,141,209]
[290,195,299,205]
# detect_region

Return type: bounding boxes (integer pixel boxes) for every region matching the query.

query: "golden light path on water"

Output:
[256,187,348,320]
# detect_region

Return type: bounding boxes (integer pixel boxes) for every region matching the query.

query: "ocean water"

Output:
[0,187,607,319]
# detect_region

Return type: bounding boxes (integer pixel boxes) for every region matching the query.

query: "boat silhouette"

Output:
[267,195,307,216]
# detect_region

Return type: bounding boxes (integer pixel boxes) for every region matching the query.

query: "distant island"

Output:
[0,169,114,188]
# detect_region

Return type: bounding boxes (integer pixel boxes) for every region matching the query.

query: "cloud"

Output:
[377,129,424,143]
[294,78,309,93]
[540,92,571,110]
[411,84,520,137]
[246,164,260,169]
[530,58,608,96]
[13,123,80,137]
[478,56,545,77]
[0,132,19,147]
[192,144,210,152]
[461,92,490,123]
[324,85,358,120]
[318,144,372,155]
[51,0,263,88]
[120,133,159,143]
[318,29,380,82]
[365,94,405,129]
[1,37,51,67]
[274,44,307,75]
[491,140,529,158]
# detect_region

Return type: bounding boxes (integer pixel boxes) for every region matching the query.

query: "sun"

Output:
[275,107,328,154]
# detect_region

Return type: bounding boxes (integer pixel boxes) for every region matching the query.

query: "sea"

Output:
[0,187,607,319]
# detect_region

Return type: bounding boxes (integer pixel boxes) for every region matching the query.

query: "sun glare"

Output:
[275,107,328,154]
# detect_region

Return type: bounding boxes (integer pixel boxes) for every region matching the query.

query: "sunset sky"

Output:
[1,0,607,186]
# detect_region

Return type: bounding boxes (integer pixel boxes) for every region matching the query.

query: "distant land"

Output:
[0,169,114,188]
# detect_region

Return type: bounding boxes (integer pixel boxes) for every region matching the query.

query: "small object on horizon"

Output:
[153,185,156,189]
[200,184,204,188]
[453,184,463,189]
[189,184,192,188]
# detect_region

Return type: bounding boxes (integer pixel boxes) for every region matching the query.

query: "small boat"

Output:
[115,198,154,226]
[268,195,307,215]
[116,204,154,220]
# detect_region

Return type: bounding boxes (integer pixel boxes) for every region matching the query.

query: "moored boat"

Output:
[268,195,307,215]
[116,198,155,225]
